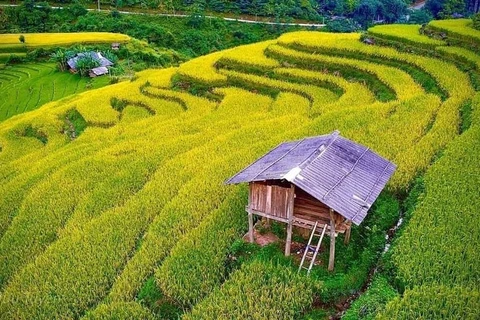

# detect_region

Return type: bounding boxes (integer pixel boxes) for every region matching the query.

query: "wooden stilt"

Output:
[248,211,254,243]
[266,185,272,227]
[284,184,295,256]
[344,224,351,245]
[328,209,336,271]
[247,182,254,243]
[285,220,293,256]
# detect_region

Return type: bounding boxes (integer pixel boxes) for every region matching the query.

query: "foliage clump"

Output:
[473,13,480,30]
[343,275,398,320]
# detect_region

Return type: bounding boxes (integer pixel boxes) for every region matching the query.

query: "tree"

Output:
[0,9,8,33]
[353,0,383,27]
[425,0,444,17]
[439,0,466,17]
[425,0,466,18]
[382,0,407,22]
[16,0,53,32]
[65,2,88,18]
[75,55,100,77]
[408,8,433,23]
[18,34,25,43]
[249,0,263,18]
[473,13,480,29]
[469,0,480,13]
[50,49,74,71]
[346,0,360,14]
[326,17,361,32]
[186,2,206,29]
[164,0,176,15]
[102,50,118,64]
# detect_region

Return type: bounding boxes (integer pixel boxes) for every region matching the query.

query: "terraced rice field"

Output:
[0,32,130,122]
[0,33,130,49]
[0,18,479,319]
[0,63,110,121]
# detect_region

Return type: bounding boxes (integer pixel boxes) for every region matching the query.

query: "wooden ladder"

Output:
[298,221,327,275]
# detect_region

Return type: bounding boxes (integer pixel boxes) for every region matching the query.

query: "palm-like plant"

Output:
[75,55,101,77]
[50,49,73,72]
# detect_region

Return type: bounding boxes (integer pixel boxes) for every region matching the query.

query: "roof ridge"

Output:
[250,138,306,181]
[224,140,285,184]
[297,130,340,171]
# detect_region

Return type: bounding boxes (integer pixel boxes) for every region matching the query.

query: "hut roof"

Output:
[90,66,109,76]
[226,130,396,225]
[67,52,113,70]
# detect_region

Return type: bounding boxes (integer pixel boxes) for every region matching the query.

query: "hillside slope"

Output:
[0,19,479,319]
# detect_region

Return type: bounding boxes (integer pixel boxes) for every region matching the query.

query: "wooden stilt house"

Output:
[225,130,396,271]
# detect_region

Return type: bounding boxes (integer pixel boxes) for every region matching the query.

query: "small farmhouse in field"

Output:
[89,66,109,77]
[67,52,113,77]
[226,130,396,270]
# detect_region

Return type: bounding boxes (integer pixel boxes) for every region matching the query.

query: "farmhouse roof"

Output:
[90,66,109,76]
[67,52,113,69]
[225,130,396,225]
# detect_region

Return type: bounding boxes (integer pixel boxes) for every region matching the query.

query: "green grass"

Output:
[0,53,27,64]
[0,63,110,122]
[343,275,398,320]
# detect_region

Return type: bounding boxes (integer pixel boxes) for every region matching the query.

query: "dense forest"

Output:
[0,1,303,58]
[1,0,478,25]
[1,0,479,38]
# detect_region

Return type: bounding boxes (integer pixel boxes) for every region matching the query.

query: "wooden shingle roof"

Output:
[226,130,396,225]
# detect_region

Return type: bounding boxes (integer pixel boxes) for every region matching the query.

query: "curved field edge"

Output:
[0,63,111,122]
[0,19,478,320]
[0,32,130,48]
[374,93,480,319]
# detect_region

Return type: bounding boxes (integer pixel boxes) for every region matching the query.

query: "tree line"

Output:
[1,0,478,38]
[2,0,479,30]
[0,0,301,57]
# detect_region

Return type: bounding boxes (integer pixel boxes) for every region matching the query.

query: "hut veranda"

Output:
[226,130,396,271]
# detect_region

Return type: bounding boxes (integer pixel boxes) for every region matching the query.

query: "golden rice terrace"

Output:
[0,19,479,320]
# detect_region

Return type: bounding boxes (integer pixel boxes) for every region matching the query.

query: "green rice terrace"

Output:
[0,63,109,121]
[0,17,479,320]
[0,32,130,121]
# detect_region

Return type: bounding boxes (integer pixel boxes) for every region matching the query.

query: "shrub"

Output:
[326,18,361,33]
[76,54,100,77]
[343,275,398,320]
[473,13,480,30]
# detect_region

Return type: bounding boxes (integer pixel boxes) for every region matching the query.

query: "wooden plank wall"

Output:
[249,181,350,233]
[294,188,349,233]
[250,182,291,219]
[294,188,330,223]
